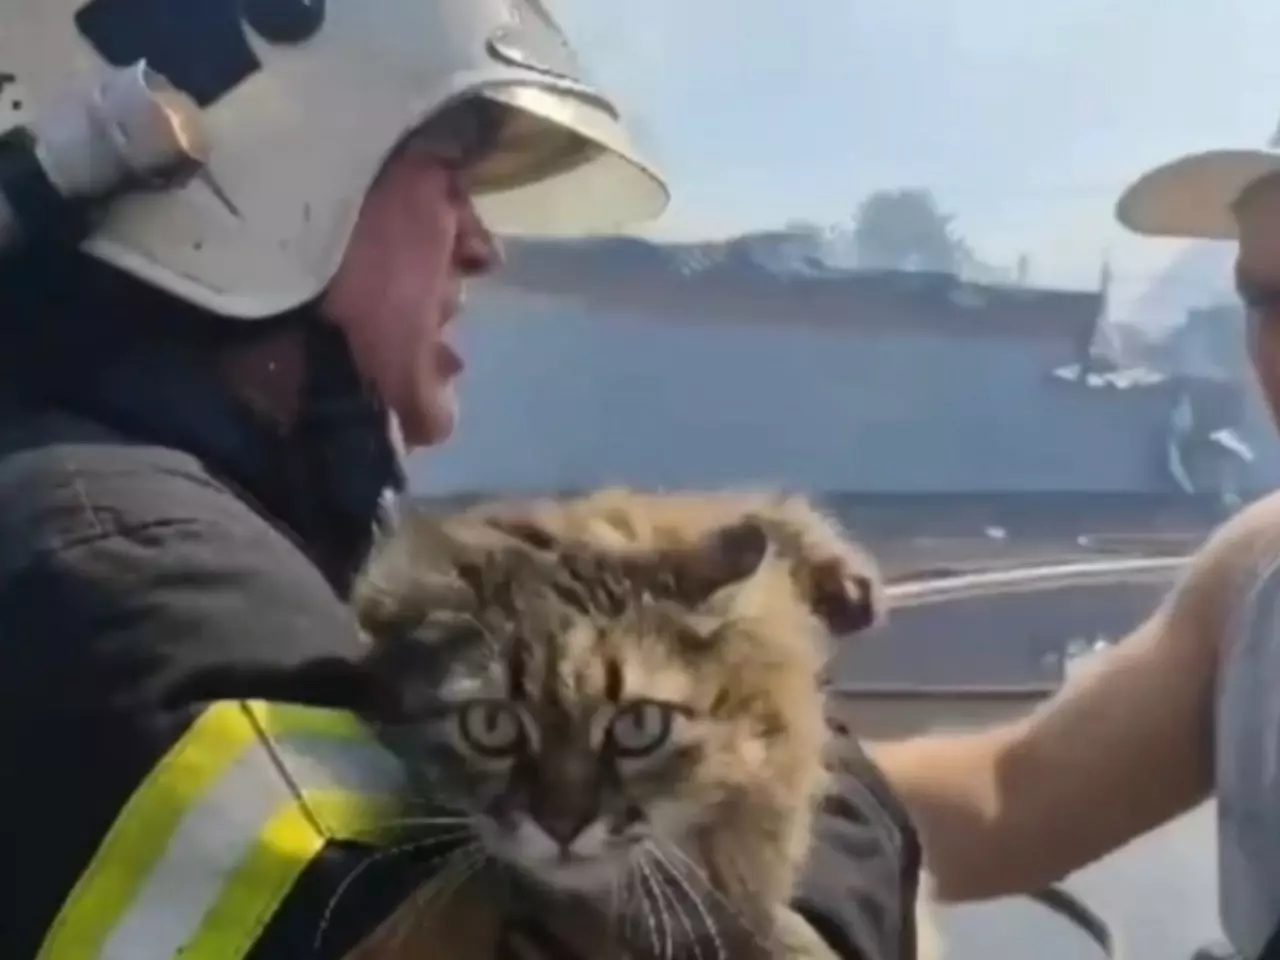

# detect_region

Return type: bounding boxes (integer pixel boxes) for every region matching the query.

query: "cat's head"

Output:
[351,505,881,896]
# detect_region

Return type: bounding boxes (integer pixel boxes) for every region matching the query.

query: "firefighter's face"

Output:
[1234,178,1280,429]
[322,132,502,449]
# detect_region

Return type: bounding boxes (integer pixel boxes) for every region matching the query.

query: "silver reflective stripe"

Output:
[105,731,407,960]
[38,700,409,960]
[274,736,409,809]
[103,738,298,960]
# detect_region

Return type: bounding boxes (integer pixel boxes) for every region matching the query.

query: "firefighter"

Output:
[0,1,921,957]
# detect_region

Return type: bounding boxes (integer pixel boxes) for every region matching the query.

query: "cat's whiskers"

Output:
[616,865,660,960]
[639,844,706,960]
[636,855,678,960]
[385,843,489,954]
[607,862,626,946]
[654,840,771,960]
[370,812,472,829]
[625,863,662,960]
[312,828,474,953]
[646,843,726,960]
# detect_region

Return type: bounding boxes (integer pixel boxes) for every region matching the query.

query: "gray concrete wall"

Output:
[420,290,1275,495]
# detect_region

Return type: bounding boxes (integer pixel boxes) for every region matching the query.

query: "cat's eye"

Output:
[608,700,674,758]
[455,701,525,758]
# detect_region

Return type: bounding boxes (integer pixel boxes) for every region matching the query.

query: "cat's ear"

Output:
[670,519,771,606]
[798,558,883,635]
[351,629,464,724]
[353,511,490,636]
[739,496,886,636]
[483,516,560,553]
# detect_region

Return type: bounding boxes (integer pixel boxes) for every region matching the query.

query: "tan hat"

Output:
[1116,148,1280,240]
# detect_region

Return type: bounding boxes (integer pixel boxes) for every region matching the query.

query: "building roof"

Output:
[496,234,1105,343]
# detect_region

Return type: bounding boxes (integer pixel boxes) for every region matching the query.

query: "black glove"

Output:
[792,717,923,960]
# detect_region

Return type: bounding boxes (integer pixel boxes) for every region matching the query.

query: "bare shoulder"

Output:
[955,496,1275,882]
[1167,491,1280,650]
[867,502,1280,899]
[985,499,1280,862]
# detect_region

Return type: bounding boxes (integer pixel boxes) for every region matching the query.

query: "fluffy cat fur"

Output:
[345,489,930,960]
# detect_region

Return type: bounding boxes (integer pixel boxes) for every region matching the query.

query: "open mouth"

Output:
[445,287,468,326]
[434,291,467,376]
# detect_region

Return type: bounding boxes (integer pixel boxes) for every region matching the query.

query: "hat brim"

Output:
[1116,149,1280,240]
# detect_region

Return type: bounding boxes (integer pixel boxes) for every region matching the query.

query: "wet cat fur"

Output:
[349,489,885,960]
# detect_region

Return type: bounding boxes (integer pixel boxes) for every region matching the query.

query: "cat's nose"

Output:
[535,810,593,850]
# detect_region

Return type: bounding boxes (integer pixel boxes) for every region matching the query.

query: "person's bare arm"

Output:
[868,493,1280,903]
[868,605,1214,902]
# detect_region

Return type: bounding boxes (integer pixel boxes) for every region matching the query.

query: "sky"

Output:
[553,0,1280,313]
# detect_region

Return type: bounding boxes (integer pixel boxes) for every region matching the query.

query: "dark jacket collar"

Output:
[69,321,404,595]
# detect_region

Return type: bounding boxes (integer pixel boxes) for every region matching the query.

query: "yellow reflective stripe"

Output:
[174,790,327,960]
[243,699,372,742]
[37,699,408,960]
[179,791,398,960]
[306,790,401,846]
[36,702,262,960]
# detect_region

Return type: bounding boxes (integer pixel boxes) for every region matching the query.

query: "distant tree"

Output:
[851,188,964,274]
[783,218,826,235]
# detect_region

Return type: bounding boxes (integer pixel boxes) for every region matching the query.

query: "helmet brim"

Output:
[473,85,669,236]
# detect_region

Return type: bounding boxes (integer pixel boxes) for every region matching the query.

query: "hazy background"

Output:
[555,0,1280,327]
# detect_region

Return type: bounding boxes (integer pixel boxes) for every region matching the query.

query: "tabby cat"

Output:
[348,489,890,960]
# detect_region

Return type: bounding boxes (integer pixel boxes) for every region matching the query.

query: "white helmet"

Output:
[0,0,669,318]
